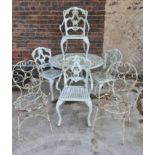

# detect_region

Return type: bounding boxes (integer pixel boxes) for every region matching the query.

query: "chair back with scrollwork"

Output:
[62,55,92,90]
[106,61,138,96]
[32,47,52,74]
[60,7,90,36]
[12,60,41,98]
[104,49,123,70]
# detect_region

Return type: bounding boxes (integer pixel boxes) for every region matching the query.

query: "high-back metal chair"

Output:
[56,55,93,127]
[32,47,61,101]
[59,7,90,58]
[92,49,123,99]
[12,60,52,138]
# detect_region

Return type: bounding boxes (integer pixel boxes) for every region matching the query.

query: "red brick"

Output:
[13,0,106,63]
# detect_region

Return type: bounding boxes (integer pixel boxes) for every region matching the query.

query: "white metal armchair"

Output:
[59,7,90,58]
[93,62,139,144]
[12,60,52,138]
[92,48,123,99]
[56,55,93,127]
[32,47,61,101]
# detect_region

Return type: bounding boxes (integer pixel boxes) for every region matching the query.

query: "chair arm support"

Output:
[86,20,90,36]
[56,72,63,93]
[59,21,65,36]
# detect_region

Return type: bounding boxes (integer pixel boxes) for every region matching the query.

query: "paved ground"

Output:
[12,82,143,155]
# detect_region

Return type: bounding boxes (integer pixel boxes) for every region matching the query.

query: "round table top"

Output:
[50,53,104,69]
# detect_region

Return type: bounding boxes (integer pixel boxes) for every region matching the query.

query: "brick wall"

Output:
[12,0,106,64]
[13,0,143,73]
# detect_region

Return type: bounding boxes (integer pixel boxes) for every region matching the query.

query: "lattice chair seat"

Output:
[32,47,62,101]
[59,86,90,101]
[12,60,52,139]
[92,71,113,83]
[41,69,61,80]
[102,93,130,114]
[14,92,48,111]
[56,55,93,127]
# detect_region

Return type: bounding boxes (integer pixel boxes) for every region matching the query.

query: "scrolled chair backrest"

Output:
[12,60,41,97]
[62,55,91,87]
[32,47,52,74]
[62,7,90,36]
[107,61,138,93]
[104,48,123,70]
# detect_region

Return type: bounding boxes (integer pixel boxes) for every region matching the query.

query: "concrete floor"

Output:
[12,82,143,155]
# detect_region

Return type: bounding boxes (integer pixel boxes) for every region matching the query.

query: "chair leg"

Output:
[17,111,20,139]
[122,117,126,145]
[111,81,115,95]
[44,105,53,132]
[65,40,68,52]
[98,84,103,101]
[128,108,131,122]
[56,100,63,126]
[49,80,54,101]
[86,100,92,127]
[92,106,99,130]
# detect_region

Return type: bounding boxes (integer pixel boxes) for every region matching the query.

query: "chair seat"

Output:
[41,69,61,80]
[101,94,129,114]
[14,93,48,111]
[92,71,113,83]
[62,35,88,40]
[59,86,90,101]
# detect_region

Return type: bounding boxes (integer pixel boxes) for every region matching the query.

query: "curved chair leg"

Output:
[98,84,103,101]
[86,100,92,127]
[49,80,54,101]
[56,100,63,126]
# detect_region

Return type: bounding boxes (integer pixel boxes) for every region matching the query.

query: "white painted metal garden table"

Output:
[50,53,104,69]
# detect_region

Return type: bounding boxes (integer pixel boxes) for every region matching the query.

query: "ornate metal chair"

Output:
[56,55,93,127]
[12,60,52,138]
[92,48,123,99]
[93,62,139,144]
[59,7,90,58]
[32,47,61,101]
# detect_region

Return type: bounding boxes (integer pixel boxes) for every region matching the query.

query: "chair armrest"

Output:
[86,20,90,36]
[56,72,63,92]
[59,21,65,36]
